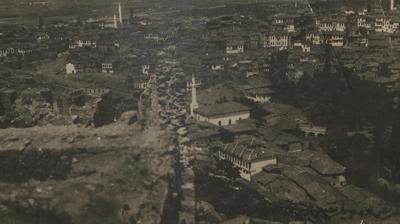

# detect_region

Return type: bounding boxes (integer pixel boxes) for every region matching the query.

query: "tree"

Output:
[216,159,240,181]
[38,16,43,29]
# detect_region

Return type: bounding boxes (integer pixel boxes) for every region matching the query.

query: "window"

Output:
[229,119,232,125]
[218,121,222,126]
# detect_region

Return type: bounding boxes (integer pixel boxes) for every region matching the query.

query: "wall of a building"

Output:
[66,63,76,74]
[218,149,277,181]
[238,158,276,181]
[197,111,250,126]
[226,45,244,54]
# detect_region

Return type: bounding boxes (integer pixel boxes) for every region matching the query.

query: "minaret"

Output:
[118,2,123,24]
[113,14,118,28]
[189,74,200,117]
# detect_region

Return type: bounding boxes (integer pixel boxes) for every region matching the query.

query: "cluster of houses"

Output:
[184,70,395,219]
[198,0,400,91]
[0,21,80,65]
[180,1,400,220]
[65,32,122,75]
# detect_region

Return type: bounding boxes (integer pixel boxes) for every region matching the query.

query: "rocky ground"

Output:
[0,109,175,224]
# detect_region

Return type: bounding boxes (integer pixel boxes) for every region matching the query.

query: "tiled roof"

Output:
[221,137,284,162]
[196,102,250,117]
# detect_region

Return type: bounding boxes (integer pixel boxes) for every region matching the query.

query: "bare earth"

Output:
[0,121,174,224]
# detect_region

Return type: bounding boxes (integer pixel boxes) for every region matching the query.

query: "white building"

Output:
[317,20,346,32]
[101,63,114,74]
[69,39,97,49]
[0,47,15,57]
[211,64,225,71]
[375,18,398,33]
[218,137,284,181]
[195,102,250,126]
[264,33,291,48]
[325,33,345,47]
[357,17,372,29]
[66,63,77,74]
[284,24,296,33]
[225,39,245,54]
[306,33,322,45]
[293,42,311,52]
[133,76,148,90]
[142,64,150,75]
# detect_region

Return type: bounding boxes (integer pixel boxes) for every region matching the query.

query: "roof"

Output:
[196,85,242,105]
[288,150,346,176]
[0,88,16,94]
[187,129,221,141]
[292,172,346,212]
[256,174,310,203]
[339,185,369,203]
[257,127,301,146]
[223,119,257,134]
[196,102,250,117]
[262,102,305,118]
[220,137,285,162]
[263,114,298,131]
[310,157,346,176]
[252,171,281,187]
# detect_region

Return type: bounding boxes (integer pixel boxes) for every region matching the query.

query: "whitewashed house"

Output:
[218,137,284,181]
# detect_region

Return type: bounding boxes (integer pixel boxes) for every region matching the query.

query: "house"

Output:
[66,62,77,74]
[65,50,119,74]
[262,102,307,131]
[293,41,311,52]
[222,119,258,139]
[357,16,372,29]
[296,119,327,136]
[306,32,322,45]
[101,63,114,73]
[69,35,97,49]
[225,38,245,54]
[233,60,259,77]
[374,17,398,33]
[284,24,296,33]
[272,15,296,32]
[210,63,225,71]
[195,102,250,126]
[317,19,346,32]
[247,33,261,50]
[65,52,101,74]
[97,39,120,52]
[257,127,303,152]
[323,32,345,47]
[0,47,15,57]
[196,85,242,106]
[218,137,285,181]
[263,32,291,49]
[186,122,223,145]
[133,75,149,90]
[202,53,226,71]
[235,76,273,103]
[291,171,346,216]
[144,33,162,41]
